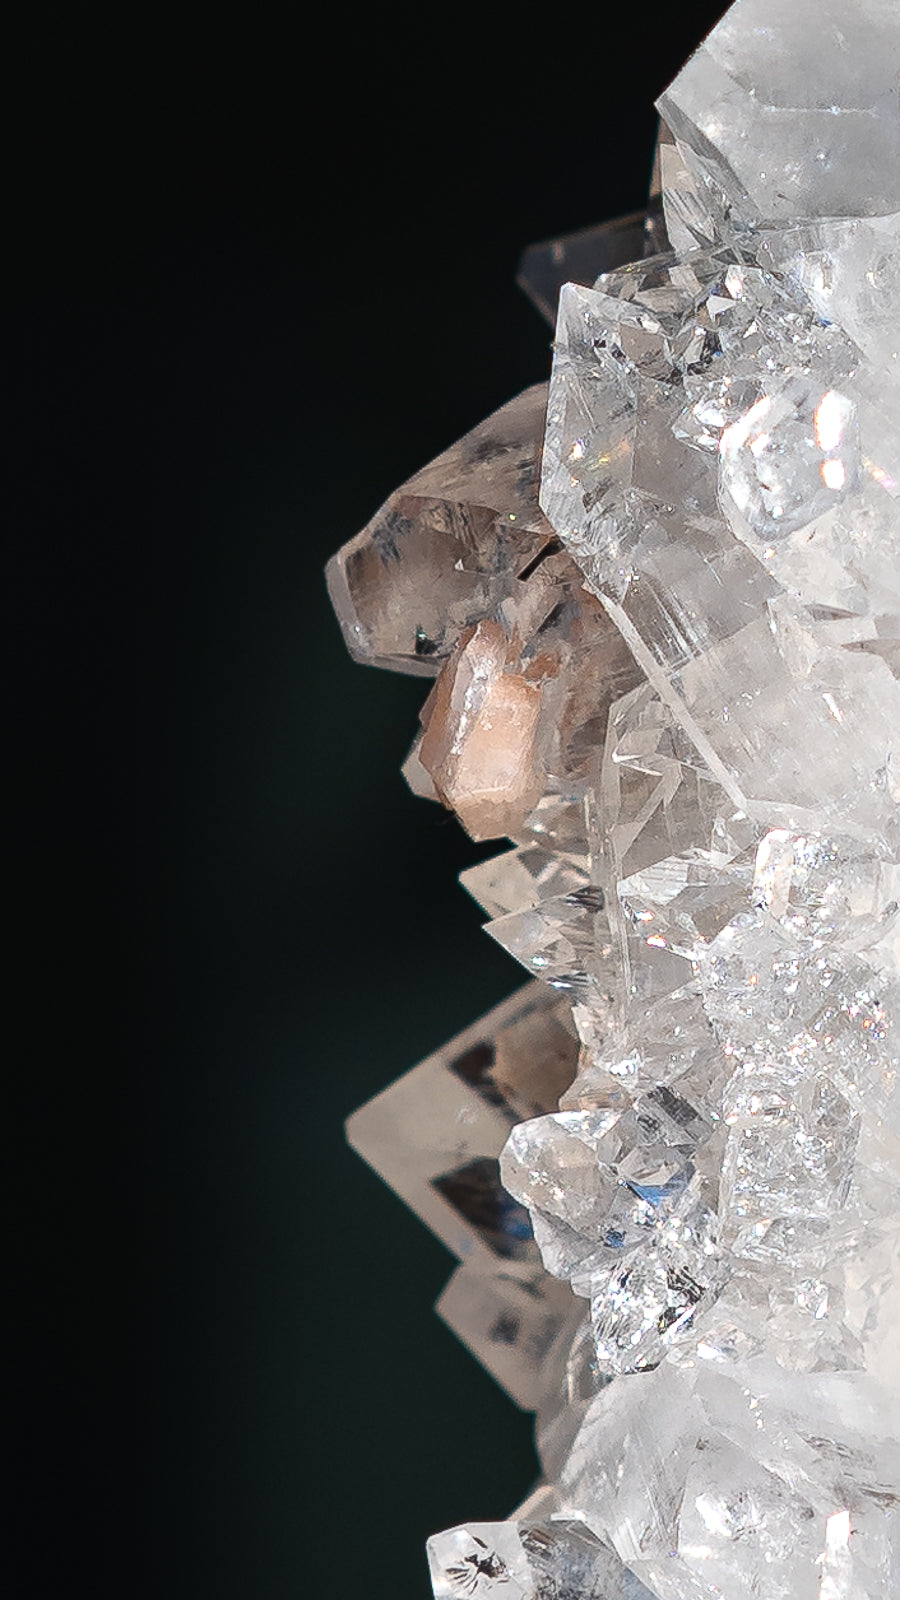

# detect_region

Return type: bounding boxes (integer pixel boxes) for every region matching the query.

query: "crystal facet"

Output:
[327,3,900,1595]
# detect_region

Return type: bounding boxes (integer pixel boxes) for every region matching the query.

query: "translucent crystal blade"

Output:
[517,204,666,326]
[657,0,900,242]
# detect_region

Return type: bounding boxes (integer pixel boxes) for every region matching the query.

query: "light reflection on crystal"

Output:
[328,1,900,1594]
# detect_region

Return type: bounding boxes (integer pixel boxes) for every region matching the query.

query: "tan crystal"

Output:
[418,620,546,842]
[490,1000,578,1121]
[325,6,900,1592]
[325,385,555,676]
[345,981,588,1421]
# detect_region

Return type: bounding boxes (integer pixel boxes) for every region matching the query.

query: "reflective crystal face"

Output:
[718,380,861,535]
[325,385,558,676]
[541,239,898,622]
[657,0,900,244]
[427,1519,656,1599]
[327,2,900,1596]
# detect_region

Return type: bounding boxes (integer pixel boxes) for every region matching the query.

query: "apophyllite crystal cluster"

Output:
[326,2,900,1594]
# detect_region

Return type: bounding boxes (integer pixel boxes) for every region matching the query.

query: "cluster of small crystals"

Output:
[329,2,900,1595]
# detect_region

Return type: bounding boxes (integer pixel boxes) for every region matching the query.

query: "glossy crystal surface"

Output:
[327,2,900,1594]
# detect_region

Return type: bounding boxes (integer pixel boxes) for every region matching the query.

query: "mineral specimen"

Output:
[328,1,900,1594]
[427,1519,656,1599]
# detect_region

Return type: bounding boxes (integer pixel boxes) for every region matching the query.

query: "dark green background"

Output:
[13,5,727,1594]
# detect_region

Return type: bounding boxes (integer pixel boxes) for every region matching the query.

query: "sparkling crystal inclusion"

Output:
[327,3,900,1595]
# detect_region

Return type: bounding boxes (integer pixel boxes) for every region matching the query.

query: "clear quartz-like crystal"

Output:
[656,0,900,253]
[427,1518,656,1599]
[327,2,900,1595]
[325,385,557,675]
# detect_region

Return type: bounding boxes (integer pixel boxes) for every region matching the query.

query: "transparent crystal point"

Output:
[326,385,556,675]
[328,1,900,1590]
[427,1517,656,1599]
[518,204,667,326]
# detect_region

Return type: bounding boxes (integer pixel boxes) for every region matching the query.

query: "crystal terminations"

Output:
[327,3,900,1595]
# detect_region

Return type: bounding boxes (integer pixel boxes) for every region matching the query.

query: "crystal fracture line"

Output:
[327,2,900,1595]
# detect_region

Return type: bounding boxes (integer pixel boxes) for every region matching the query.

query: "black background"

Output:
[13,5,727,1595]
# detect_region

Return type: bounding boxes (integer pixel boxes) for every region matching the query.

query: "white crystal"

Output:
[657,0,900,242]
[427,1518,655,1599]
[329,2,900,1593]
[718,381,860,536]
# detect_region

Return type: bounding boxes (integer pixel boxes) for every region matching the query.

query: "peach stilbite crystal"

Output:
[328,2,900,1594]
[418,620,545,842]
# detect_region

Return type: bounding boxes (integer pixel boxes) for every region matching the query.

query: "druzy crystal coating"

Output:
[327,2,900,1594]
